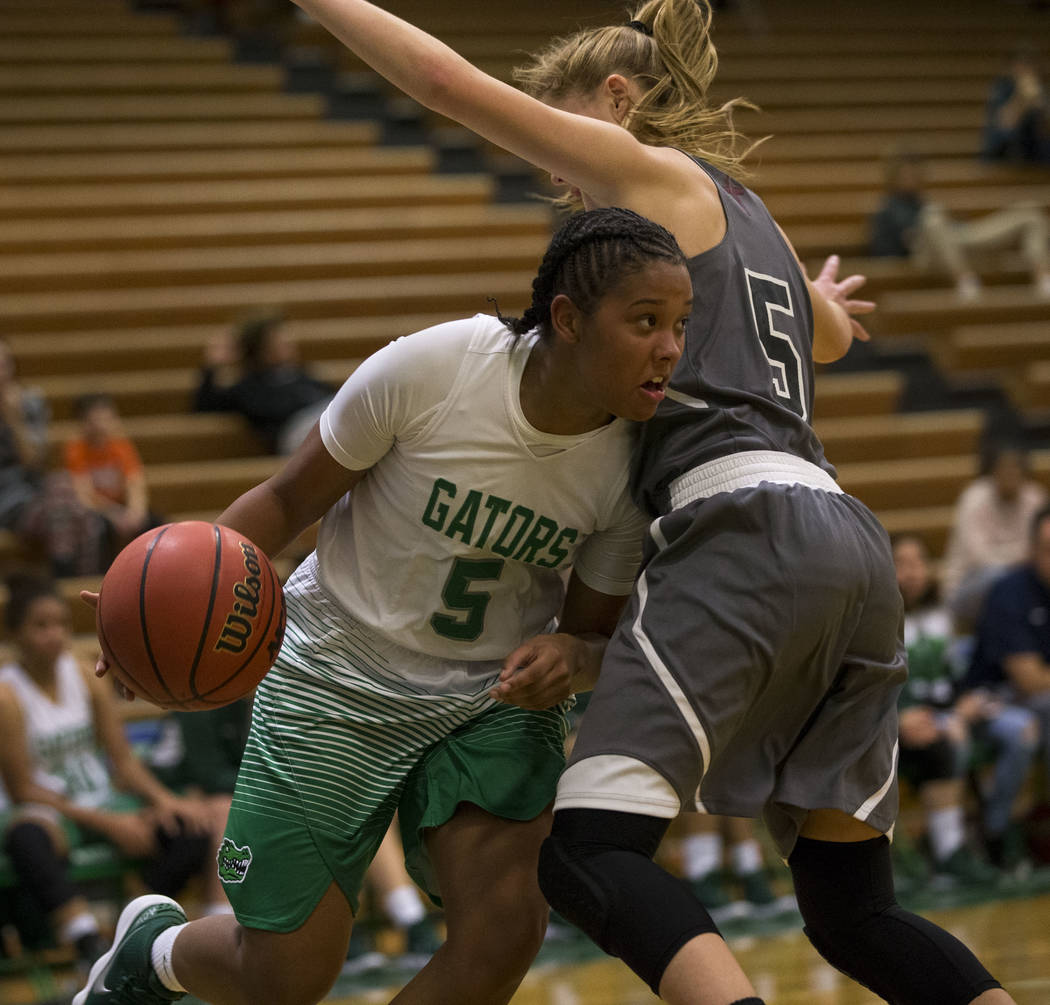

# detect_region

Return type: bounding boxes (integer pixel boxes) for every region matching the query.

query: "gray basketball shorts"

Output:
[557,481,907,859]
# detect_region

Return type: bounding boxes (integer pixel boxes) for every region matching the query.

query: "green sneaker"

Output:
[73,894,187,1005]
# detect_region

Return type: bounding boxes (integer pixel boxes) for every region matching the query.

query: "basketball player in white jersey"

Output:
[75,207,693,1005]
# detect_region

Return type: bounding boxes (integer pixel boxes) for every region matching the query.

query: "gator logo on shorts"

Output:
[216,837,253,884]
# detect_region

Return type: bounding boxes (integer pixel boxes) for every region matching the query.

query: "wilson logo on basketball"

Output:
[214,542,265,655]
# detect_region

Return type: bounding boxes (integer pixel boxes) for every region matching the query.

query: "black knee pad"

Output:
[539,809,720,995]
[3,821,77,913]
[789,835,1001,1005]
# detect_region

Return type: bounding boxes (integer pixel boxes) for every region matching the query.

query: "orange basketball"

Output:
[96,521,286,710]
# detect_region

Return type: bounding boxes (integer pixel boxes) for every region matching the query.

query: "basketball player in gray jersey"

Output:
[630,158,834,509]
[288,0,1014,1002]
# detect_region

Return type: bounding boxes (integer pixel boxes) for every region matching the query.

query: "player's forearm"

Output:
[291,0,473,114]
[217,481,308,561]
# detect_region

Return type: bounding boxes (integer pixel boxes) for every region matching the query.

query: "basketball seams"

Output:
[137,525,178,705]
[186,524,225,702]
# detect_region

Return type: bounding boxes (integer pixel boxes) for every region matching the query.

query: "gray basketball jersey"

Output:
[632,159,834,515]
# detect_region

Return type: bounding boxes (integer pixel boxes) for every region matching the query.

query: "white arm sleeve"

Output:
[319,319,477,470]
[571,492,650,596]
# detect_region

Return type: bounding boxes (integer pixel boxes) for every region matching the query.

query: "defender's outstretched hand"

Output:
[812,253,875,345]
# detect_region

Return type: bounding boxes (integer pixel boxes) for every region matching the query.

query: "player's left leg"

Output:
[539,806,761,1005]
[388,802,551,1005]
[789,808,1015,1005]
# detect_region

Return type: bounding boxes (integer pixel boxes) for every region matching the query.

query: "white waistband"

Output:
[668,450,841,509]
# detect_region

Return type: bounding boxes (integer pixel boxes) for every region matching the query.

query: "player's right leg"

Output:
[390,802,552,1005]
[73,881,352,1005]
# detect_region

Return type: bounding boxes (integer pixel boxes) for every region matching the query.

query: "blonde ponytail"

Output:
[514,0,761,183]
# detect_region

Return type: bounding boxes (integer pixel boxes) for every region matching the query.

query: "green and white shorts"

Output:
[219,556,569,932]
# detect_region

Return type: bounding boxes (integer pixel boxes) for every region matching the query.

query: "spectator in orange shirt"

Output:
[62,394,158,562]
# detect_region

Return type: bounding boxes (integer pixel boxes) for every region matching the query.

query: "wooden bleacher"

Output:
[6,314,450,377]
[1,270,534,333]
[1,0,1050,586]
[0,146,436,185]
[0,234,551,292]
[0,203,552,255]
[950,321,1050,372]
[1026,360,1050,410]
[0,174,499,219]
[876,285,1050,335]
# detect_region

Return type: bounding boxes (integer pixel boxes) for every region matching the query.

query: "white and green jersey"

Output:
[0,654,112,808]
[315,314,648,661]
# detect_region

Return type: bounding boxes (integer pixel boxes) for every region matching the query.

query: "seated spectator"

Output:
[983,46,1050,164]
[895,534,1038,874]
[893,534,993,885]
[0,341,104,577]
[869,147,1050,300]
[941,441,1047,628]
[62,394,157,562]
[194,312,334,455]
[148,698,252,806]
[0,576,229,975]
[967,504,1050,808]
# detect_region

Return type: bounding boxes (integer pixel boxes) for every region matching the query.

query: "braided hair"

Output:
[498,207,686,337]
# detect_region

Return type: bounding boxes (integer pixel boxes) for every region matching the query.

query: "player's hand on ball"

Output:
[81,590,136,701]
[490,633,585,710]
